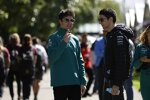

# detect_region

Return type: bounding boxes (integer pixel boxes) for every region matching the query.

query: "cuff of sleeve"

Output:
[81,77,87,86]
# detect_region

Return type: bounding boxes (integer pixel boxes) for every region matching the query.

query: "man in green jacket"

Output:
[48,9,87,100]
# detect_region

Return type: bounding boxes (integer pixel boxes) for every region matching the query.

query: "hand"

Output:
[140,56,149,62]
[112,85,119,95]
[81,85,86,96]
[64,32,71,43]
[140,56,147,62]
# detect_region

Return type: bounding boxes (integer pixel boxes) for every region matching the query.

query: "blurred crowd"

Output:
[0,33,48,100]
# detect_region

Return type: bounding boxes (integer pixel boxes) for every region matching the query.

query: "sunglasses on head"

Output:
[63,18,75,23]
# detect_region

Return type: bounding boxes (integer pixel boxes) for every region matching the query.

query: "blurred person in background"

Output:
[133,26,150,100]
[0,36,10,99]
[32,36,48,100]
[81,33,94,97]
[19,34,37,100]
[124,38,135,100]
[32,37,48,72]
[93,31,106,100]
[48,9,87,100]
[90,41,97,94]
[6,33,22,100]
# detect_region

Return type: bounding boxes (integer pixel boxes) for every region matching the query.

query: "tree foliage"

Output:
[0,0,122,41]
[96,0,124,22]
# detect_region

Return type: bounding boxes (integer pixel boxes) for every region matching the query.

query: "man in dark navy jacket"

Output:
[98,8,134,100]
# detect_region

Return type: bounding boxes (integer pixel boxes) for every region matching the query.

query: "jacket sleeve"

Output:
[48,35,67,65]
[76,39,87,85]
[112,33,128,85]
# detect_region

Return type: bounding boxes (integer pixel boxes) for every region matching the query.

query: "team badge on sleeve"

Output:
[117,35,123,45]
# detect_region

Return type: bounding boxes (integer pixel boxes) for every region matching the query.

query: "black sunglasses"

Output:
[98,17,107,23]
[63,18,75,23]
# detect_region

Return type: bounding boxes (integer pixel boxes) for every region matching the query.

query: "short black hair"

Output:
[58,9,75,20]
[99,8,116,23]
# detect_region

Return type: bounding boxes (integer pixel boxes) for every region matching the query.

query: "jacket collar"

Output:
[58,27,67,36]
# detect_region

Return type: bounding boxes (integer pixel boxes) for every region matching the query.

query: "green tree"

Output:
[95,0,124,23]
[0,0,122,41]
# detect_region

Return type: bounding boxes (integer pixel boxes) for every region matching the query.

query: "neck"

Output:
[105,24,115,32]
[107,24,115,32]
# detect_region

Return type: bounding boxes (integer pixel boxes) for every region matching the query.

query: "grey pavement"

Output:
[2,70,142,100]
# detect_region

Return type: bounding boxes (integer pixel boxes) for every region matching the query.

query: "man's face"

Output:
[98,15,111,31]
[59,16,75,30]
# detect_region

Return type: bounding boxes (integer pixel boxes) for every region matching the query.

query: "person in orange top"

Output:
[81,33,94,97]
